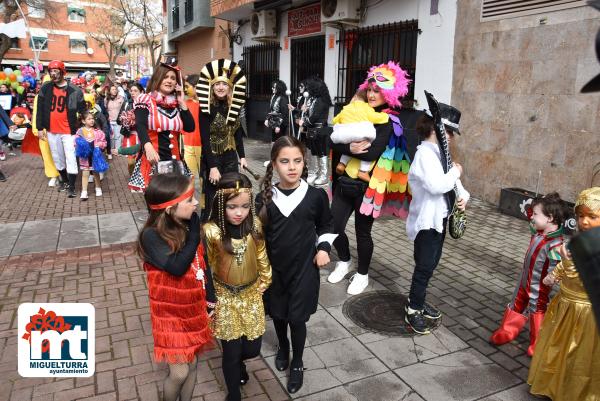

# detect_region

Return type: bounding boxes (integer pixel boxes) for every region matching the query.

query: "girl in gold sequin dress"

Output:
[528,187,600,401]
[203,172,271,401]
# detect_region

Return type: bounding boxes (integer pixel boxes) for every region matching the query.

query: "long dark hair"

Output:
[259,136,308,225]
[79,110,97,128]
[303,77,332,106]
[146,64,180,94]
[272,79,287,96]
[209,172,261,255]
[137,174,193,259]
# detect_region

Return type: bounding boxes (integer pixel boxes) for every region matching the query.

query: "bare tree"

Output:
[117,0,163,68]
[88,5,133,79]
[0,0,57,61]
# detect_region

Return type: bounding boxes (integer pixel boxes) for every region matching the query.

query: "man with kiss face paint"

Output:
[36,60,86,198]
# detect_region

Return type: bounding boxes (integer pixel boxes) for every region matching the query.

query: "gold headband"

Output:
[575,187,600,212]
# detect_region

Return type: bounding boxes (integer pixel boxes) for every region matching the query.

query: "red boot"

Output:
[527,312,544,356]
[490,306,528,345]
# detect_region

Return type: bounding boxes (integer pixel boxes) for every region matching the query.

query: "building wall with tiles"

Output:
[452,2,600,203]
[176,19,232,77]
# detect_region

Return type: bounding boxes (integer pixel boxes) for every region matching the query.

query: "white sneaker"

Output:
[88,174,94,183]
[107,154,112,160]
[99,172,104,181]
[48,177,58,187]
[95,188,102,197]
[263,160,270,167]
[80,191,88,200]
[328,259,353,283]
[347,273,369,295]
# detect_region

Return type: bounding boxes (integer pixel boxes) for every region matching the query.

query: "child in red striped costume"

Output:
[490,192,565,356]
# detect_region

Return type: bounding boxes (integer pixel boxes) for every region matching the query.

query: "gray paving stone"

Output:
[0,221,22,256]
[325,305,369,336]
[264,347,325,380]
[478,383,539,401]
[98,212,135,228]
[58,215,99,250]
[306,309,351,346]
[100,225,139,245]
[364,337,418,369]
[312,337,374,367]
[11,219,60,255]
[289,368,342,399]
[413,325,469,361]
[329,357,388,384]
[344,371,416,401]
[318,282,352,308]
[394,349,521,401]
[296,386,358,401]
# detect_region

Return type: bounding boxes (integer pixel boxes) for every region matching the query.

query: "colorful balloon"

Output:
[3,68,13,75]
[17,76,24,83]
[16,86,25,94]
[8,73,17,82]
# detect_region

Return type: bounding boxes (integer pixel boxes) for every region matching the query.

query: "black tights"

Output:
[273,319,307,368]
[221,336,262,401]
[331,185,375,274]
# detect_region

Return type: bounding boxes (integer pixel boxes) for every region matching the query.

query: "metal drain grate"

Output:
[342,291,442,337]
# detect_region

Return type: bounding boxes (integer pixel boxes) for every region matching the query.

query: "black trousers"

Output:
[203,150,239,220]
[408,219,447,310]
[304,131,328,157]
[331,184,375,275]
[221,336,262,401]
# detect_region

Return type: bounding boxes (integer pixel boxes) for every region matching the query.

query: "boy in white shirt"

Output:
[405,100,469,334]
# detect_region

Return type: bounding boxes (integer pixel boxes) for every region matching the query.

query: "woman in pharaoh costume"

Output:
[196,59,247,218]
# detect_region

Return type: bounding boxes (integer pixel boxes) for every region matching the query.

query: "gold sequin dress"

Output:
[528,260,600,401]
[203,220,271,341]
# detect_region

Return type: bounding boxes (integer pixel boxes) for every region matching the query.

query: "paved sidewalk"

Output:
[0,140,543,400]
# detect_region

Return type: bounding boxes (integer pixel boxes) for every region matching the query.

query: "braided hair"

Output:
[259,136,308,225]
[209,172,261,255]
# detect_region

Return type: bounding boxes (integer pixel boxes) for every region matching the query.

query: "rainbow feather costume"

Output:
[358,113,411,219]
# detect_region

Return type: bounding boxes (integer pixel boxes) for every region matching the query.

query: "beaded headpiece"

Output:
[575,187,600,212]
[196,58,246,124]
[358,61,410,108]
[213,180,256,235]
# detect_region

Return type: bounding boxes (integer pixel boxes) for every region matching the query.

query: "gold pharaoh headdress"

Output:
[575,187,600,212]
[196,58,246,124]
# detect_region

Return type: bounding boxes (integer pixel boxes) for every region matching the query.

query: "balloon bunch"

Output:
[0,66,35,95]
[138,75,150,89]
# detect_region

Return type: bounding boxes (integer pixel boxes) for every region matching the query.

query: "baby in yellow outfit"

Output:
[331,89,389,182]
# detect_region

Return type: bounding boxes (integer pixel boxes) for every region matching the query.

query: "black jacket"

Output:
[36,81,85,135]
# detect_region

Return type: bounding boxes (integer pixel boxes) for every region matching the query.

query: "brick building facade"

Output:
[3,0,125,74]
[176,19,231,77]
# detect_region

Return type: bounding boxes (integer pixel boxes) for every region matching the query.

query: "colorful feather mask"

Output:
[359,61,411,108]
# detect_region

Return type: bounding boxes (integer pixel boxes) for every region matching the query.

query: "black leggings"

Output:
[221,336,262,401]
[331,185,375,275]
[304,131,328,157]
[272,319,307,368]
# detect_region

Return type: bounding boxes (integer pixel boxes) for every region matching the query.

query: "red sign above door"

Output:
[288,3,322,37]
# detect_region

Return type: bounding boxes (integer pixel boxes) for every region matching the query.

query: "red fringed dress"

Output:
[144,243,214,363]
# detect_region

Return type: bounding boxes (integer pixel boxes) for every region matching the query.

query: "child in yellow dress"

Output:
[528,187,600,401]
[330,89,389,182]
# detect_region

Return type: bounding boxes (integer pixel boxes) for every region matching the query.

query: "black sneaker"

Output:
[422,303,442,320]
[0,170,5,182]
[405,310,431,335]
[58,182,69,192]
[405,302,442,320]
[240,362,249,385]
[67,186,76,198]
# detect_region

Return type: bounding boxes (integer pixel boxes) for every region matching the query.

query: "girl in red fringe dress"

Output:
[138,173,216,401]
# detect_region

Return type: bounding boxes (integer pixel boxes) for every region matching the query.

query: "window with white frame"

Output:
[30,36,48,51]
[10,38,20,49]
[68,5,86,22]
[29,6,45,18]
[70,38,87,53]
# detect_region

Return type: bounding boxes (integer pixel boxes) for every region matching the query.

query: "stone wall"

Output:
[451,2,600,203]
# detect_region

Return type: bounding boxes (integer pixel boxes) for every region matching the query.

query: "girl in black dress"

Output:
[256,136,336,394]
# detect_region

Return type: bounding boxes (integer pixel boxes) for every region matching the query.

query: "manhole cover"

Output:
[342,291,442,337]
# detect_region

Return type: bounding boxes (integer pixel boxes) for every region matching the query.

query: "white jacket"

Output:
[406,141,470,241]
